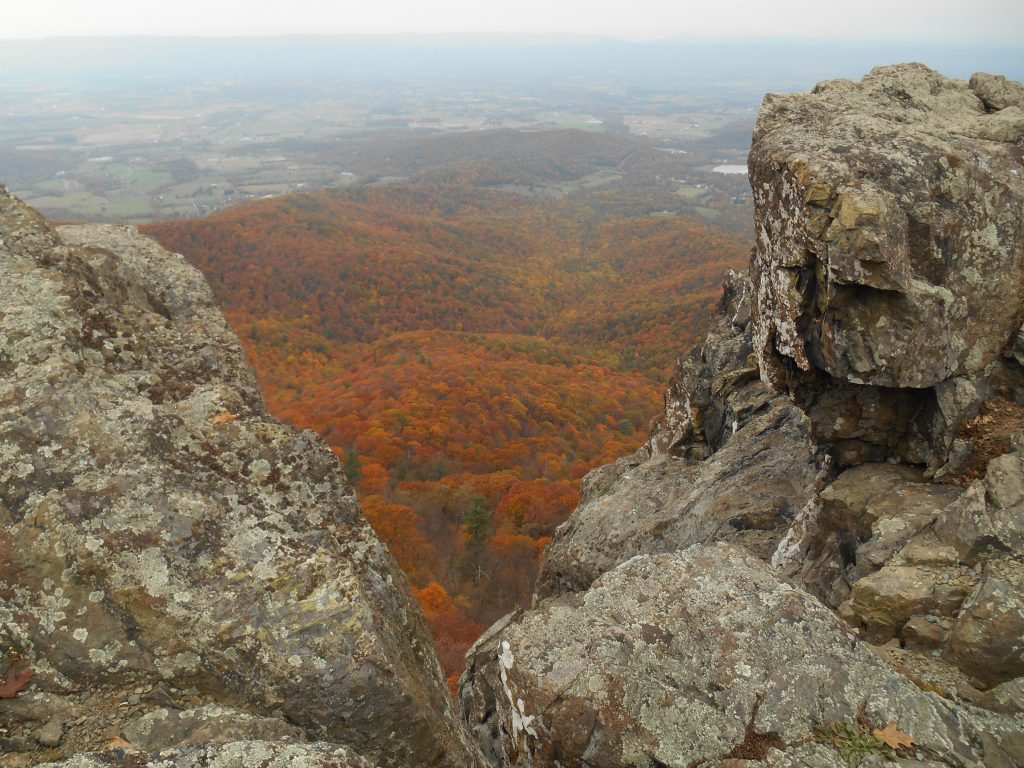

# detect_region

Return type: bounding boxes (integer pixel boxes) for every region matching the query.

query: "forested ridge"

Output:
[143,181,749,686]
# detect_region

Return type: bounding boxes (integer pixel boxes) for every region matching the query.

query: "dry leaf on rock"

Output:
[873,721,914,750]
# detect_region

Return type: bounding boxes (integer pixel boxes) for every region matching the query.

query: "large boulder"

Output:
[535,274,827,600]
[0,188,483,767]
[461,544,1024,768]
[749,63,1024,469]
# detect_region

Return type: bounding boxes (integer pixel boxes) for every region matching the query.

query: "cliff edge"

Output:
[0,189,485,767]
[461,64,1024,768]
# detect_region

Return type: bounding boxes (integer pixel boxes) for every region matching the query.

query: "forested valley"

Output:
[144,179,750,687]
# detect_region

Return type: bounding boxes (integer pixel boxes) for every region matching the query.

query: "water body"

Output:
[712,164,748,175]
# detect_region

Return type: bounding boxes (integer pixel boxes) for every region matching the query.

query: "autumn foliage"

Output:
[142,182,749,686]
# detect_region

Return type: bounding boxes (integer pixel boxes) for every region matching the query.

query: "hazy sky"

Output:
[5,0,1024,43]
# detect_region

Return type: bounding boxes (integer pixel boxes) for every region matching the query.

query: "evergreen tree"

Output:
[343,447,362,485]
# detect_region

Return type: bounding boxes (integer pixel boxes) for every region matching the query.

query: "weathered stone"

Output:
[0,188,483,768]
[970,72,1024,111]
[850,566,938,643]
[121,705,305,752]
[773,464,957,607]
[901,616,947,653]
[950,560,1024,686]
[36,717,66,747]
[977,677,1024,717]
[936,442,1024,564]
[38,740,381,768]
[750,63,1024,468]
[536,274,827,600]
[980,445,1024,549]
[899,535,959,568]
[936,482,1006,565]
[461,544,1022,768]
[933,583,974,617]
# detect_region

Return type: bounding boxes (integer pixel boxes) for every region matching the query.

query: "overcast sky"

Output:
[4,0,1023,43]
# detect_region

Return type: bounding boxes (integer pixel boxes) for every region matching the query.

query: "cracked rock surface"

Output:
[461,544,1024,768]
[0,187,484,768]
[536,272,827,600]
[749,63,1024,469]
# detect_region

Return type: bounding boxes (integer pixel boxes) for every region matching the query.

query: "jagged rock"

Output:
[970,72,1024,111]
[0,188,483,768]
[39,740,380,768]
[749,63,1024,468]
[850,566,938,643]
[535,274,826,600]
[949,557,1024,686]
[936,483,1008,565]
[461,543,1024,768]
[937,439,1024,563]
[772,463,958,607]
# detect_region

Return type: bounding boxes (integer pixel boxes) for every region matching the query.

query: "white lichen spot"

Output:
[135,548,171,597]
[73,627,89,643]
[154,652,201,678]
[88,590,105,603]
[288,654,303,668]
[248,458,272,481]
[497,639,541,749]
[88,643,119,666]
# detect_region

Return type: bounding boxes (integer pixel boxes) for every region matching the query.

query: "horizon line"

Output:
[1,32,1022,47]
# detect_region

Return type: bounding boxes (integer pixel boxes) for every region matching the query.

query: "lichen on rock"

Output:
[749,63,1024,469]
[462,544,1024,767]
[0,187,484,768]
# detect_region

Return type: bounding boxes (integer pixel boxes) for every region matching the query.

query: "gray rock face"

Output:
[0,188,483,768]
[535,273,827,600]
[461,544,1024,768]
[463,65,1024,768]
[776,442,1024,691]
[749,63,1024,468]
[39,740,381,768]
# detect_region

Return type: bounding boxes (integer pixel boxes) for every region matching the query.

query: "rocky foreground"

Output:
[2,64,1023,768]
[464,65,1024,767]
[0,194,485,766]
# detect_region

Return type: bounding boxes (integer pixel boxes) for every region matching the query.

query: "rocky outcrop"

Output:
[535,272,828,600]
[0,188,484,767]
[463,65,1024,768]
[40,740,381,767]
[461,544,1024,768]
[749,63,1024,470]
